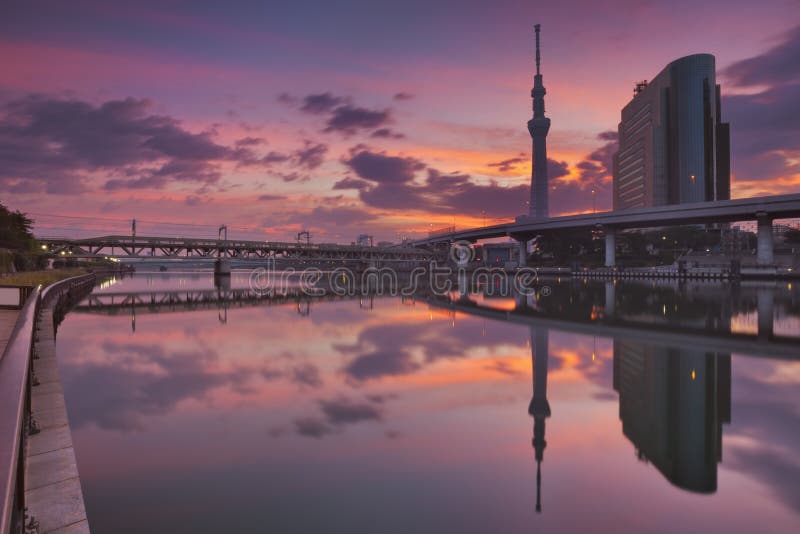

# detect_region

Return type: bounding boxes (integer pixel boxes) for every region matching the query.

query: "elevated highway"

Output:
[413,193,800,267]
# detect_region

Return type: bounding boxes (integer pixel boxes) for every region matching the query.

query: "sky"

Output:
[1,0,799,242]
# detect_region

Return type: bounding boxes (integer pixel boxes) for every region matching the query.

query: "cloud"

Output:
[344,149,425,184]
[292,140,328,169]
[293,417,333,438]
[340,147,559,217]
[318,396,383,424]
[725,84,800,183]
[332,176,371,190]
[723,25,800,87]
[719,26,800,189]
[370,128,405,139]
[337,321,522,383]
[343,349,421,381]
[300,92,348,114]
[292,394,387,439]
[284,92,394,137]
[290,362,324,388]
[261,151,291,165]
[488,155,527,172]
[276,92,298,106]
[548,131,616,213]
[0,95,258,194]
[60,341,252,431]
[243,141,327,172]
[234,136,265,147]
[257,194,286,201]
[576,131,617,184]
[483,360,522,377]
[324,105,392,135]
[393,92,414,101]
[184,194,204,206]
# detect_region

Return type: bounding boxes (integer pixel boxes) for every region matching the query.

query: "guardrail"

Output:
[0,285,40,534]
[0,273,95,534]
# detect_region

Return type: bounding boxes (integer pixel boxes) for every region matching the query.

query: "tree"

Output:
[0,202,36,250]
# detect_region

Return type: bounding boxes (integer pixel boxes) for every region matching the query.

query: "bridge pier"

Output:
[214,258,231,277]
[756,213,774,266]
[604,229,616,268]
[518,239,528,268]
[604,281,616,317]
[757,288,774,340]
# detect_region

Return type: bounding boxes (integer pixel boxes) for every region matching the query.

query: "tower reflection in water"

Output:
[529,328,732,512]
[528,327,550,513]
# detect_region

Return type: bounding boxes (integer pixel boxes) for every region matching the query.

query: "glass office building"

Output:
[613,54,730,210]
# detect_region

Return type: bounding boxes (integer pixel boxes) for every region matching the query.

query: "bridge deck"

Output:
[415,193,800,245]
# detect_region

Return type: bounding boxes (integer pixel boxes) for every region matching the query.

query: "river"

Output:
[54,271,800,533]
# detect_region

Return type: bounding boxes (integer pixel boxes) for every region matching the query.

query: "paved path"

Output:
[25,302,89,533]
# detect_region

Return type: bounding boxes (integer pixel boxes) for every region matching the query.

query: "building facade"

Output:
[613,54,730,211]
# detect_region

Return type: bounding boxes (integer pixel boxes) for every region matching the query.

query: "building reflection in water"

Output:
[612,341,731,493]
[528,326,733,512]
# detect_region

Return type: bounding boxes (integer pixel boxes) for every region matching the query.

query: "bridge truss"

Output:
[40,235,439,263]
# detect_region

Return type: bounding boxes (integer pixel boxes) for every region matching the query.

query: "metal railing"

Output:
[0,286,40,534]
[0,273,95,534]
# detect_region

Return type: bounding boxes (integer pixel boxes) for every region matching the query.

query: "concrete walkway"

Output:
[25,302,89,533]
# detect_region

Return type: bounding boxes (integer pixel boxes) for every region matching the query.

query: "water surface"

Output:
[56,273,800,533]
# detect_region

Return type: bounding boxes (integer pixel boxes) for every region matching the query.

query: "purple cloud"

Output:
[324,105,392,135]
[724,25,800,87]
[0,95,259,194]
[300,92,348,114]
[340,148,560,217]
[292,140,328,169]
[370,128,405,139]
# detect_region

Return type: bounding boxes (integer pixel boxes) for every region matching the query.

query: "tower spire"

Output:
[528,24,551,219]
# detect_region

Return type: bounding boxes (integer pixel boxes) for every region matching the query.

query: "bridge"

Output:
[414,193,800,267]
[40,235,438,264]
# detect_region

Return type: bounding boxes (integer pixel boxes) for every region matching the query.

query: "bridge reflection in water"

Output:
[73,273,796,515]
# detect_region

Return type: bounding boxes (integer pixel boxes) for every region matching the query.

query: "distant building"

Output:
[773,223,799,243]
[355,234,373,247]
[720,226,752,255]
[613,54,730,210]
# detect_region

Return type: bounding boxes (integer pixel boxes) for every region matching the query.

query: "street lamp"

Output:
[591,188,597,214]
